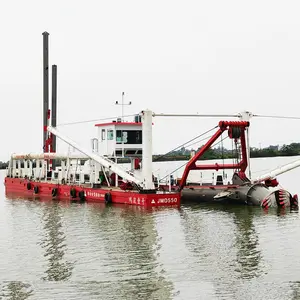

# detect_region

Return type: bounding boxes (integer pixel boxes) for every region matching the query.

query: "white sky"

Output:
[1,0,300,160]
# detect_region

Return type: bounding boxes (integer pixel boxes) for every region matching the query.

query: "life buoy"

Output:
[27,182,31,190]
[78,190,85,201]
[52,188,58,197]
[34,186,39,194]
[70,188,77,198]
[104,192,112,204]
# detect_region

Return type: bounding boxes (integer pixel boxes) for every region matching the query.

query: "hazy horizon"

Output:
[1,0,300,161]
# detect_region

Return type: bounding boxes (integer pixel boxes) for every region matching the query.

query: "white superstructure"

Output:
[7,110,155,190]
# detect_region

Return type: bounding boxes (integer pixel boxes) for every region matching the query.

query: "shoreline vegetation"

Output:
[1,143,300,169]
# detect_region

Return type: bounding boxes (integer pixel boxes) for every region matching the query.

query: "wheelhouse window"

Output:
[101,129,106,140]
[116,130,122,143]
[107,129,114,140]
[116,130,142,144]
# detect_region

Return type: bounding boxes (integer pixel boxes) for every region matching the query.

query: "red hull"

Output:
[4,177,180,208]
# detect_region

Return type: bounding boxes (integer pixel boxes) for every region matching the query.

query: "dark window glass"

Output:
[116,130,142,144]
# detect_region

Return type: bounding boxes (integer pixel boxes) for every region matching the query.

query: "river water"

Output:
[1,156,300,299]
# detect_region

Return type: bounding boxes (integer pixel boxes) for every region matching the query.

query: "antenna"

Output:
[115,92,132,121]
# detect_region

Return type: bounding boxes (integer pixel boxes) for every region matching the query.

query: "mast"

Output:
[115,92,132,121]
[42,32,49,153]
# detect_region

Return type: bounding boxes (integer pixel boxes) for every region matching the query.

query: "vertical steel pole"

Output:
[42,31,49,152]
[51,65,57,170]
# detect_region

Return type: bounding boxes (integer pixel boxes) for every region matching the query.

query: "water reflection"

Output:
[87,204,174,300]
[0,281,33,299]
[179,203,266,297]
[262,206,299,217]
[289,281,300,300]
[231,206,263,280]
[39,202,73,281]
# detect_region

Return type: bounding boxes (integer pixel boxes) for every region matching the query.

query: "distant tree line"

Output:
[1,143,300,169]
[0,161,8,170]
[153,143,300,161]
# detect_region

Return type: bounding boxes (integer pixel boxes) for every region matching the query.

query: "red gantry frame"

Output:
[179,121,250,190]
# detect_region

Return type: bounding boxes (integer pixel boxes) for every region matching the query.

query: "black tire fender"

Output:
[104,192,112,204]
[34,186,39,194]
